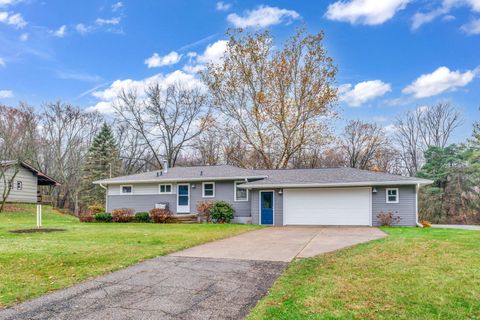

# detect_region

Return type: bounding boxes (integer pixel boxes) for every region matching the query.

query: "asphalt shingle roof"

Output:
[94,165,266,184]
[242,167,431,187]
[94,165,432,186]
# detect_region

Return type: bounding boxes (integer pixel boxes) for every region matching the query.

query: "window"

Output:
[120,185,133,194]
[202,182,215,198]
[159,184,172,194]
[234,181,248,201]
[16,181,22,190]
[386,188,399,203]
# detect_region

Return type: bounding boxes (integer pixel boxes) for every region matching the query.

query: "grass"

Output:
[0,204,260,308]
[248,227,480,320]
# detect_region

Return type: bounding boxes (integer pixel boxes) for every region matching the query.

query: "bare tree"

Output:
[115,122,152,174]
[115,83,210,169]
[418,102,462,149]
[40,102,103,213]
[0,104,39,212]
[394,103,462,176]
[202,28,337,169]
[341,120,388,170]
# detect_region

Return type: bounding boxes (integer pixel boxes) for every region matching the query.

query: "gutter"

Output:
[93,175,268,185]
[415,183,424,228]
[239,180,434,189]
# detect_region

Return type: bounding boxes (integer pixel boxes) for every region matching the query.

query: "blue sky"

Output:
[0,0,479,142]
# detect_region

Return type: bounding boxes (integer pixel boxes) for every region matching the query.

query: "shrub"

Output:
[94,212,112,222]
[111,208,134,223]
[376,211,401,226]
[420,220,432,228]
[134,211,151,223]
[88,203,105,214]
[210,201,235,223]
[79,212,95,223]
[149,208,172,223]
[196,201,214,223]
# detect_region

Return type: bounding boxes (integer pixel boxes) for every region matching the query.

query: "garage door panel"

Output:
[284,188,371,225]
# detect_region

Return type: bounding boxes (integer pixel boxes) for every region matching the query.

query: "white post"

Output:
[36,204,42,228]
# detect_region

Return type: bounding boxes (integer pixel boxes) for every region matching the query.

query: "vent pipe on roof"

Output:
[162,160,168,174]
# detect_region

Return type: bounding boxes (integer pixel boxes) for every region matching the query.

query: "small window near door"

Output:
[202,182,215,198]
[159,184,172,194]
[120,185,133,194]
[234,181,248,201]
[386,188,399,203]
[16,181,22,190]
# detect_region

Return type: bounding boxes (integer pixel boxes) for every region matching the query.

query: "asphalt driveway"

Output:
[0,226,385,319]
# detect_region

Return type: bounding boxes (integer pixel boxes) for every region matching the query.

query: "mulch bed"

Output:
[9,228,66,233]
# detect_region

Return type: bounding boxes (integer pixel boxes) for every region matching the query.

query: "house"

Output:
[93,164,433,226]
[0,161,60,203]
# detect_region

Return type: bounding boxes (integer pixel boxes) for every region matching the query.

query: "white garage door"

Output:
[284,187,371,225]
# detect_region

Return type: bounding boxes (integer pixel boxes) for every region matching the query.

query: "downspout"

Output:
[99,183,108,212]
[415,183,423,228]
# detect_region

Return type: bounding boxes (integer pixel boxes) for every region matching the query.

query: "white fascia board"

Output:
[93,175,268,185]
[240,180,434,189]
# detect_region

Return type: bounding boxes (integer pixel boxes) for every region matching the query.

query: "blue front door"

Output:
[260,191,274,225]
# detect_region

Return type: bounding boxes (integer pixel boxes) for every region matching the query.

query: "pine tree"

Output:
[81,123,120,208]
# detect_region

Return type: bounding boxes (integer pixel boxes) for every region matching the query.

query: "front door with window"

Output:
[177,184,190,213]
[260,191,274,225]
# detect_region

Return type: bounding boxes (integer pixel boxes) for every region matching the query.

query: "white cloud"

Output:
[339,80,392,107]
[196,40,227,64]
[0,11,26,28]
[384,124,398,134]
[216,1,231,11]
[0,90,13,98]
[182,40,228,74]
[88,70,204,114]
[75,23,92,34]
[461,18,480,34]
[19,32,28,41]
[325,0,409,25]
[0,0,19,6]
[412,0,480,30]
[52,25,67,37]
[95,17,121,25]
[0,57,5,67]
[402,66,477,98]
[227,5,300,28]
[111,1,123,12]
[144,51,182,68]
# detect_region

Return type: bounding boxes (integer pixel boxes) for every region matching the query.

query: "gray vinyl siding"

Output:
[251,189,283,226]
[0,166,38,203]
[107,180,252,218]
[372,185,417,226]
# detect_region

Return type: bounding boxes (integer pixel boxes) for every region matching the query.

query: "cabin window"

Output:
[159,184,172,194]
[16,181,22,190]
[386,188,399,203]
[120,185,133,194]
[202,182,215,198]
[234,181,248,201]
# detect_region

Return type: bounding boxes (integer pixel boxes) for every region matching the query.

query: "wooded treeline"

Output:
[0,29,478,223]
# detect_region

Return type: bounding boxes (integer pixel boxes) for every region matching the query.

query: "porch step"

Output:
[167,214,198,224]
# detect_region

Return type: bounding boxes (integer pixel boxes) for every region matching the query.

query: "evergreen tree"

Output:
[81,123,120,208]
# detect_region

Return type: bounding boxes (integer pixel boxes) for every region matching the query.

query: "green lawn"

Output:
[249,227,480,320]
[0,204,260,308]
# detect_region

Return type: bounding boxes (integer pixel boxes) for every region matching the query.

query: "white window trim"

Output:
[202,182,215,198]
[158,184,173,194]
[120,185,133,195]
[386,188,399,203]
[234,181,249,202]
